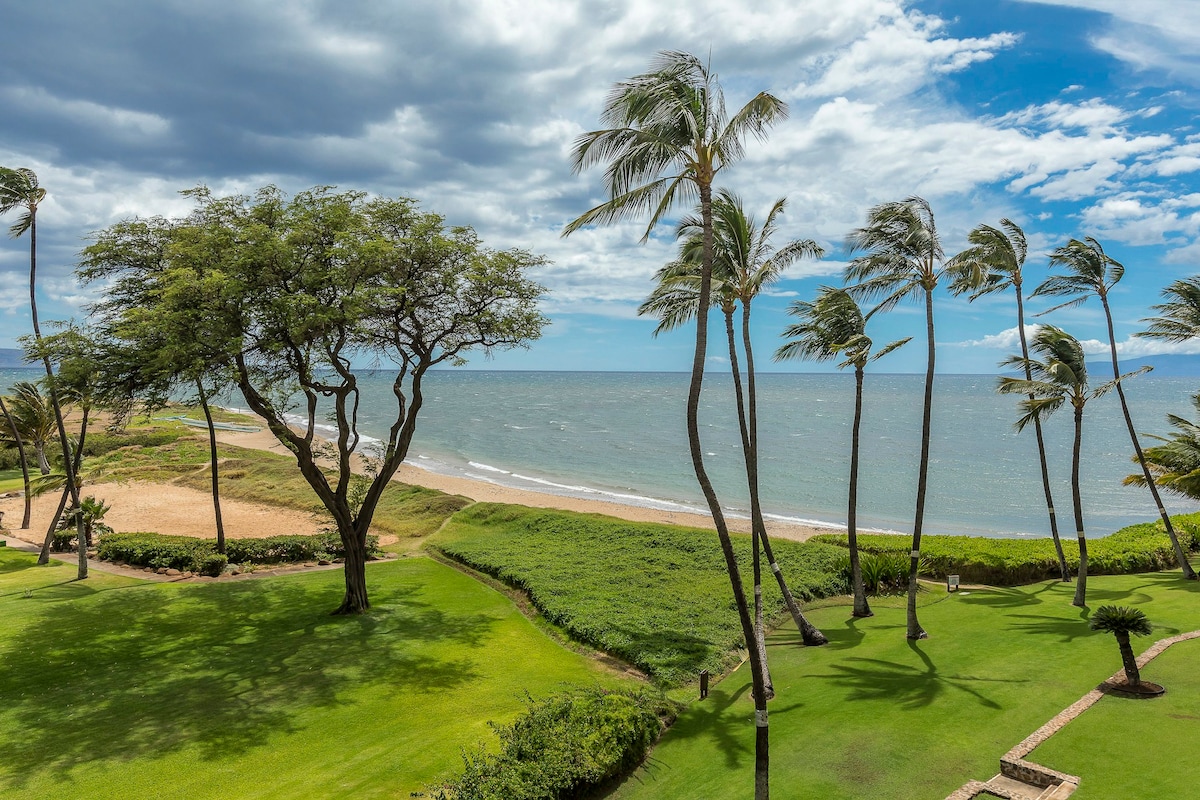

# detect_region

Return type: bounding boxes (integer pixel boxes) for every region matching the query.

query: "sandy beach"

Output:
[0,420,838,546]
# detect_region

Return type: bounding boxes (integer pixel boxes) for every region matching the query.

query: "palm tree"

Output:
[948,220,1071,582]
[565,51,786,797]
[845,196,974,639]
[1035,238,1196,581]
[0,394,32,528]
[998,326,1125,607]
[1089,605,1153,686]
[0,166,87,578]
[3,381,56,475]
[678,191,828,650]
[1140,276,1200,343]
[1123,391,1200,502]
[776,287,909,618]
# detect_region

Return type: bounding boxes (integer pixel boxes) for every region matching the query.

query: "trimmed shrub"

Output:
[97,531,381,573]
[81,430,183,457]
[427,688,677,800]
[812,512,1200,586]
[196,552,228,577]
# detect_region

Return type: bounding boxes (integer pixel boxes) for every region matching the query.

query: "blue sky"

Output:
[2,0,1199,373]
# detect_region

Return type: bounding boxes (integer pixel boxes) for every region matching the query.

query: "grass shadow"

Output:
[0,568,499,792]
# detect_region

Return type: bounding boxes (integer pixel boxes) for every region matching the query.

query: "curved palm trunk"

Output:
[849,365,871,617]
[690,182,769,799]
[40,405,92,556]
[0,396,32,528]
[1072,404,1088,608]
[740,304,826,646]
[1115,631,1140,685]
[197,380,226,554]
[1015,290,1069,581]
[1100,297,1196,580]
[906,287,934,640]
[721,309,773,699]
[27,212,86,579]
[33,441,50,475]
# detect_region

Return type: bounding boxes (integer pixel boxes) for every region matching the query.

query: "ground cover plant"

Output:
[0,548,634,799]
[1028,638,1199,799]
[811,514,1200,585]
[428,503,847,685]
[607,567,1200,800]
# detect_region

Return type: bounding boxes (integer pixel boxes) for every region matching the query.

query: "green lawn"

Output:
[1030,637,1199,799]
[607,570,1200,800]
[0,549,634,799]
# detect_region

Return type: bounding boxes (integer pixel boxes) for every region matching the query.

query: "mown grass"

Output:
[428,503,848,686]
[0,548,634,799]
[811,515,1200,585]
[1029,637,1199,799]
[607,567,1200,800]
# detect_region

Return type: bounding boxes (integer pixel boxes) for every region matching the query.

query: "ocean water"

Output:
[4,367,1197,538]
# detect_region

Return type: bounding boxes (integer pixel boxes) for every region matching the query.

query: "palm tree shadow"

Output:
[0,572,499,792]
[957,582,1058,609]
[809,641,1011,710]
[1005,612,1094,642]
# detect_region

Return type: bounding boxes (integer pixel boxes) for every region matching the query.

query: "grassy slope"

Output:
[428,503,847,686]
[0,549,633,799]
[607,569,1200,800]
[1029,638,1199,799]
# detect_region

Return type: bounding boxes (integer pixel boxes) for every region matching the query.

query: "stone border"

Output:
[946,629,1200,800]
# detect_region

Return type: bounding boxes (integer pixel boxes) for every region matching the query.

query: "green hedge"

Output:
[427,688,677,800]
[81,430,184,457]
[812,513,1200,586]
[97,531,381,576]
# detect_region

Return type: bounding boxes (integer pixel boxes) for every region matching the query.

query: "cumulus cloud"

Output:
[953,325,1200,357]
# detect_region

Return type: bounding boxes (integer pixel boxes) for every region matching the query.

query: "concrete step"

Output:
[1037,781,1077,799]
[984,773,1044,800]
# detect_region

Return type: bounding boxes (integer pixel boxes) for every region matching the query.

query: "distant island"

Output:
[0,348,33,368]
[1087,353,1200,378]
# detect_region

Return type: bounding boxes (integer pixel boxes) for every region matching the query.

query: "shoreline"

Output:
[211,427,841,543]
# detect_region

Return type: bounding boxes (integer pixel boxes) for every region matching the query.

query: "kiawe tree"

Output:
[776,287,908,618]
[89,186,546,615]
[948,219,1071,582]
[565,51,785,799]
[1035,238,1197,581]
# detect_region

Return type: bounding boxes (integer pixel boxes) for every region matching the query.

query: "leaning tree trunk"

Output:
[692,180,769,799]
[197,380,227,554]
[906,286,935,640]
[849,366,871,617]
[38,488,69,563]
[1100,297,1196,580]
[721,309,773,699]
[1115,631,1141,685]
[27,210,86,578]
[1015,288,1070,581]
[0,396,32,528]
[1072,405,1089,608]
[740,303,826,646]
[43,406,91,549]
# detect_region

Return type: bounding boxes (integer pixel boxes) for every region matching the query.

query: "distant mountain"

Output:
[1086,353,1200,378]
[0,349,33,368]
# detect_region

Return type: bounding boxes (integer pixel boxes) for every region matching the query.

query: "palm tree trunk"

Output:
[27,211,86,579]
[850,366,871,617]
[721,309,774,699]
[1072,404,1088,608]
[1115,631,1140,685]
[691,180,768,799]
[906,286,935,640]
[38,488,69,563]
[197,379,226,554]
[34,442,50,475]
[0,396,32,528]
[1100,297,1196,580]
[741,304,826,646]
[1015,289,1069,582]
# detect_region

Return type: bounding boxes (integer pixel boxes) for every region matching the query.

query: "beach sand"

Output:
[0,421,839,546]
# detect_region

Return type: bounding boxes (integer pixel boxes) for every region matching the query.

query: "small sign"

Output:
[947,574,960,592]
[699,670,710,700]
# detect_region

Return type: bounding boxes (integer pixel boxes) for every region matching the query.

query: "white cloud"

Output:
[953,325,1200,357]
[0,87,170,143]
[954,325,1041,349]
